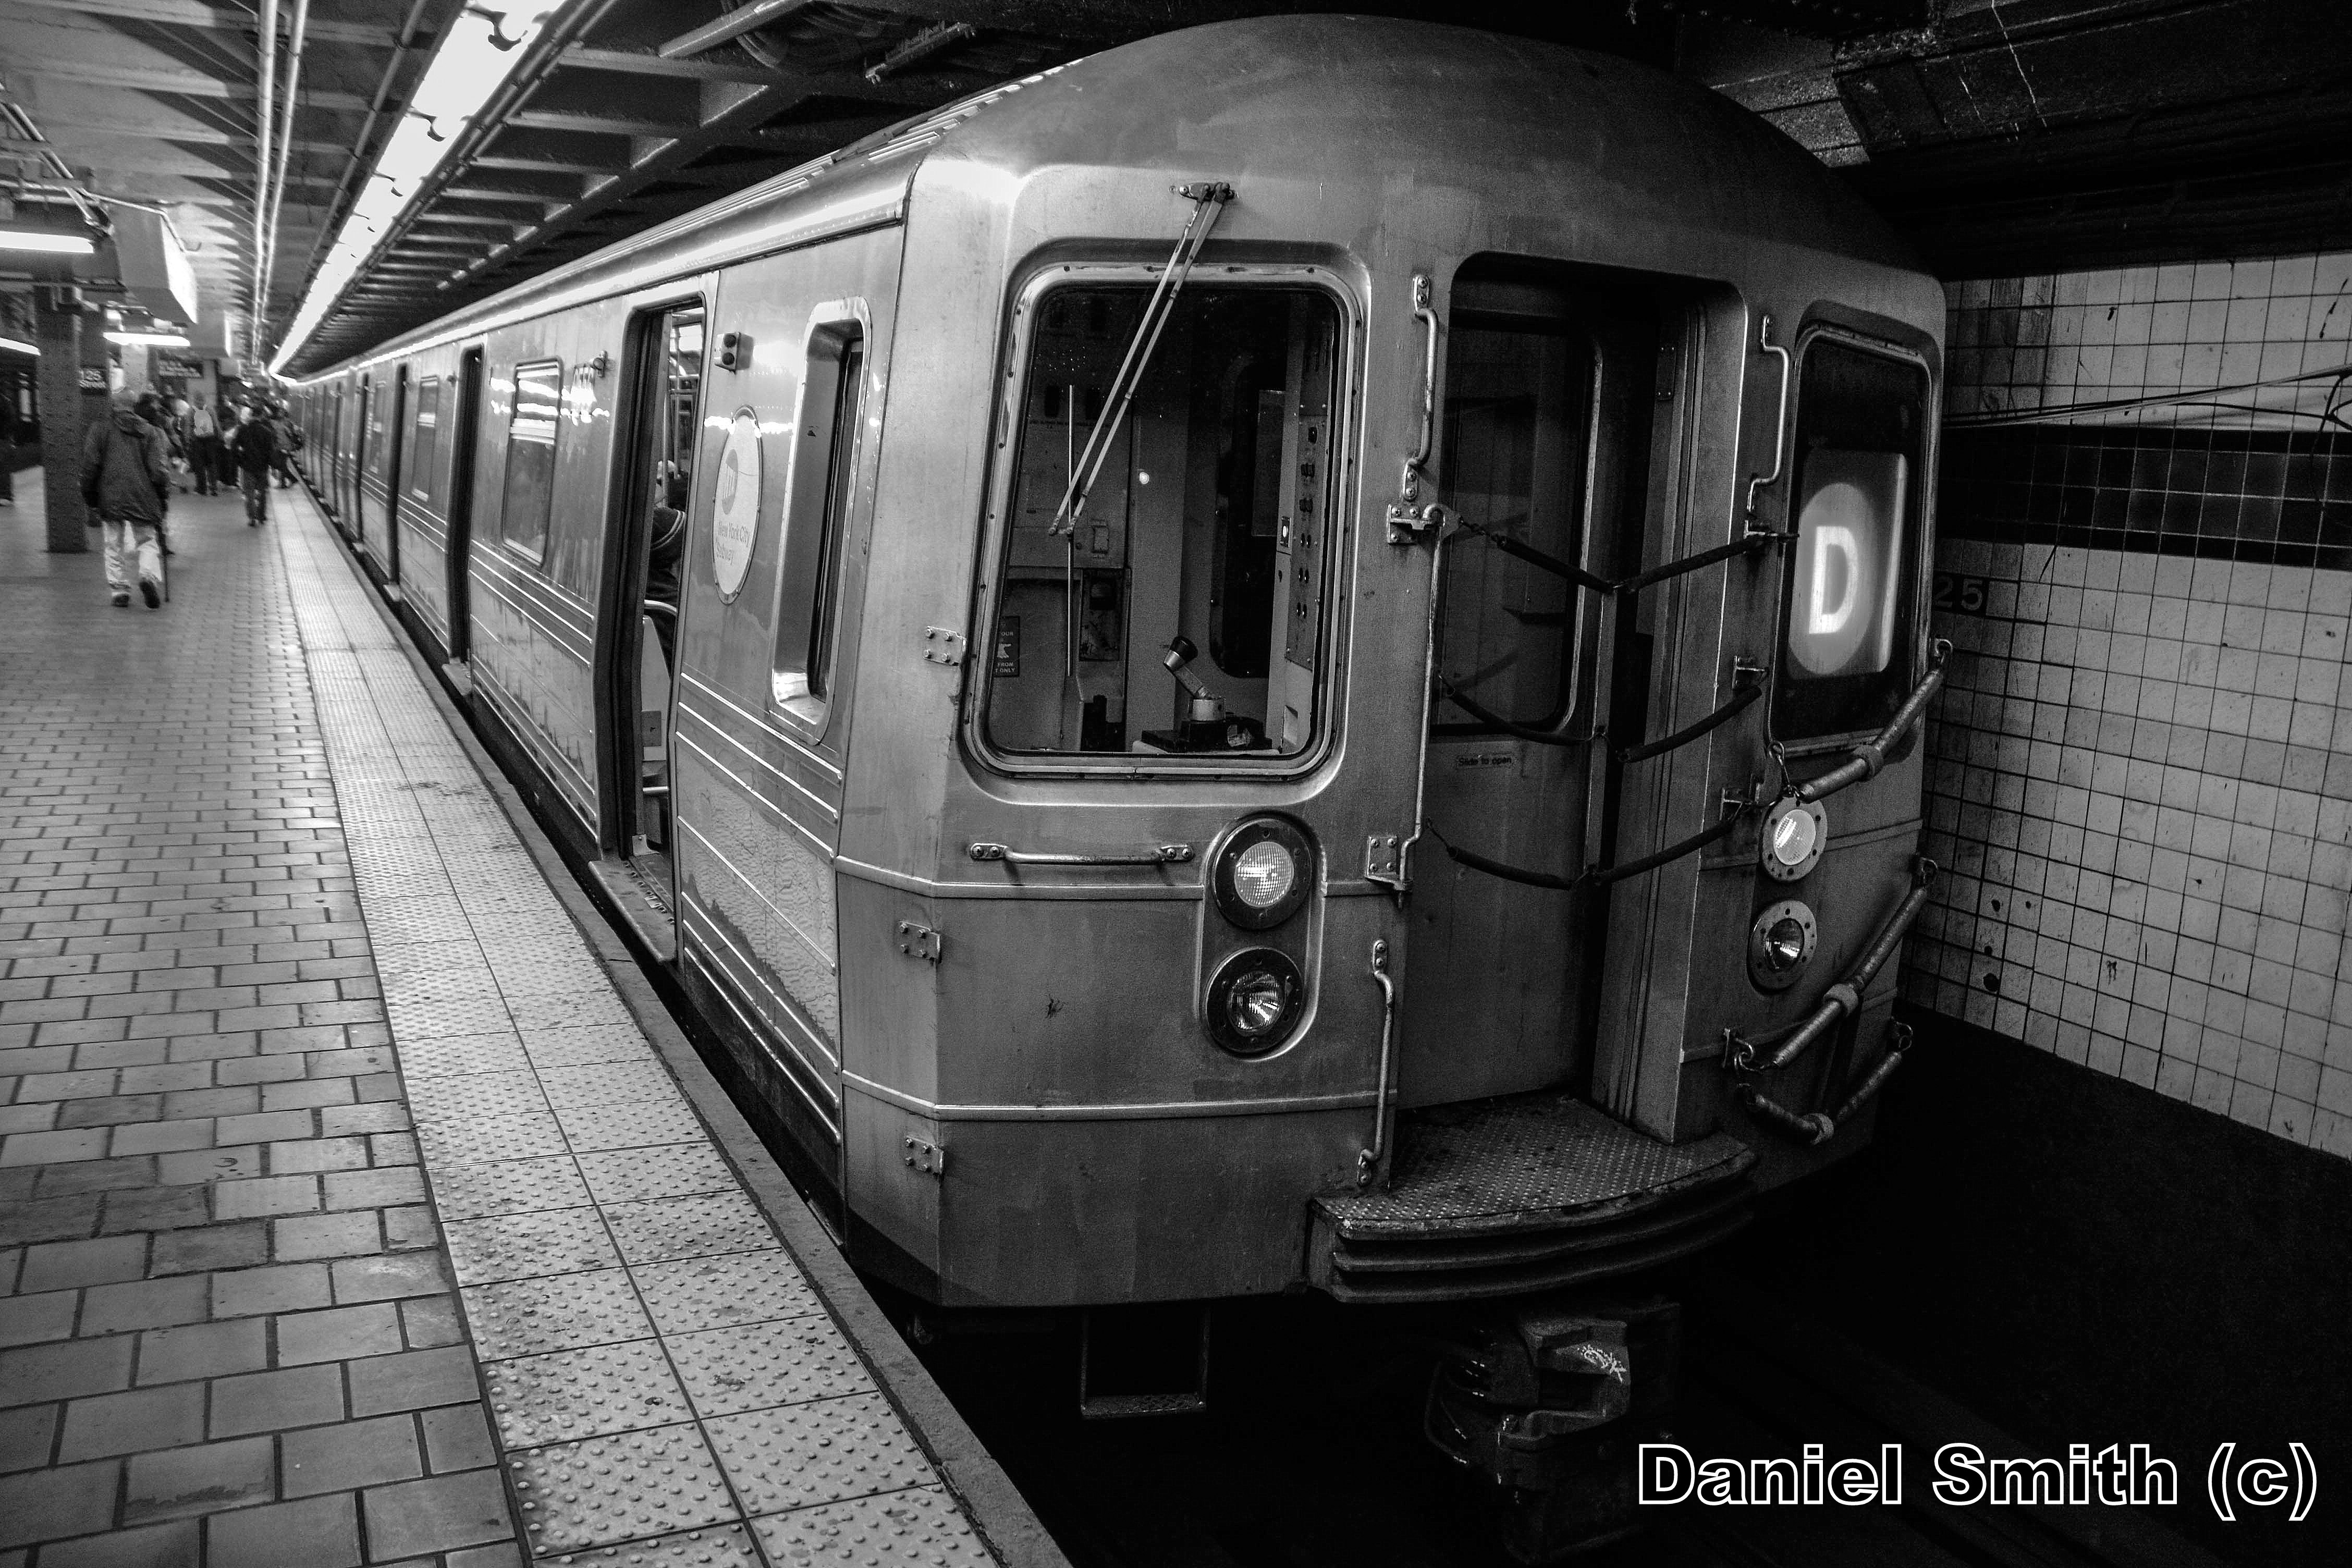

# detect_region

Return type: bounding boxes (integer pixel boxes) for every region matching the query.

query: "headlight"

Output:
[1760,797,1828,883]
[1205,948,1304,1055]
[1747,900,1817,993]
[1211,817,1312,930]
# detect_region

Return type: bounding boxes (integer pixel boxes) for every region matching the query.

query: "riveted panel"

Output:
[482,1338,693,1449]
[602,1191,774,1265]
[631,1252,823,1336]
[752,1488,992,1568]
[574,1144,737,1205]
[416,1109,568,1165]
[702,1394,927,1514]
[667,1320,874,1416]
[509,1423,734,1553]
[444,1206,620,1285]
[465,1268,657,1360]
[426,1154,592,1221]
[555,1099,707,1152]
[395,1032,532,1079]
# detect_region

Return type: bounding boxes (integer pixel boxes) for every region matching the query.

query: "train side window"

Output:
[499,359,562,564]
[981,280,1341,763]
[408,377,441,507]
[1773,335,1928,740]
[770,309,866,724]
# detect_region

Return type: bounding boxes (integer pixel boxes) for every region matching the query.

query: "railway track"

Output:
[907,1277,2224,1568]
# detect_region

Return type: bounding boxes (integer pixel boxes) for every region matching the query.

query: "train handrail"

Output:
[1792,640,1952,805]
[1357,938,1397,1187]
[969,842,1194,867]
[1742,313,1793,531]
[1726,856,1937,1073]
[1735,1021,1913,1146]
[1449,514,1790,599]
[1428,802,1751,895]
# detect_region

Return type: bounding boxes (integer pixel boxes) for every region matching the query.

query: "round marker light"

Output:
[1211,816,1313,930]
[1759,798,1828,883]
[1205,948,1305,1055]
[1748,900,1817,993]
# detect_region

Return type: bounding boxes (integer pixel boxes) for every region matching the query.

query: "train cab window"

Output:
[499,359,562,563]
[982,280,1341,762]
[771,312,865,722]
[1773,335,1928,740]
[407,377,440,506]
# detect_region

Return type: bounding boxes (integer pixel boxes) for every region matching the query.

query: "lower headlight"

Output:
[1205,947,1305,1055]
[1748,899,1817,993]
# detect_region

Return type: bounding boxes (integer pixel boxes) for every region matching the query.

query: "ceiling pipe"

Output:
[280,0,436,335]
[658,0,817,60]
[259,0,312,345]
[250,0,279,362]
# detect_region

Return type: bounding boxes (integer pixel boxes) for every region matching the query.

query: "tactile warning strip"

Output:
[271,495,998,1564]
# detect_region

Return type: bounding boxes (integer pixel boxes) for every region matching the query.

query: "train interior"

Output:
[983,284,1340,758]
[611,303,704,925]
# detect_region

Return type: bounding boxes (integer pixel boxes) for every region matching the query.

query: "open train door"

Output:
[1395,259,1664,1107]
[446,346,483,666]
[594,300,705,958]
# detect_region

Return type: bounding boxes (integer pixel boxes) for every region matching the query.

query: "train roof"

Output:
[294,14,1930,381]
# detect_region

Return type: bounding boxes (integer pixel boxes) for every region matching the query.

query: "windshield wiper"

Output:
[1050,180,1234,535]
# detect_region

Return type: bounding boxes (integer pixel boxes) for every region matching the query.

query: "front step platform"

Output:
[1309,1091,1757,1303]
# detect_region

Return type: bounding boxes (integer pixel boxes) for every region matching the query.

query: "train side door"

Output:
[1397,263,1659,1106]
[602,301,704,936]
[349,377,370,538]
[447,347,484,664]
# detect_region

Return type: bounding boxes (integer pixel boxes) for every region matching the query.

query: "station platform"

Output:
[1,472,1043,1568]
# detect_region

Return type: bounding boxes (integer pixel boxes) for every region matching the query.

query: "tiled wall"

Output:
[1905,252,2352,1161]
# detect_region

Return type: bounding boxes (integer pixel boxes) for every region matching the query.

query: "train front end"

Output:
[834,18,1941,1538]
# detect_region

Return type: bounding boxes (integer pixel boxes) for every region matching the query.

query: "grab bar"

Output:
[1742,313,1792,531]
[1793,640,1951,806]
[969,842,1193,866]
[641,600,678,619]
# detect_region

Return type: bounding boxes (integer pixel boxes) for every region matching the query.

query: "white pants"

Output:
[102,518,162,594]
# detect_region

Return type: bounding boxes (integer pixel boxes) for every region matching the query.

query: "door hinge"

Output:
[1364,833,1401,883]
[894,920,942,963]
[903,1135,945,1177]
[922,627,966,666]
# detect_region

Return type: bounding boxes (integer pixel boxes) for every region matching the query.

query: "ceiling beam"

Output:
[17,113,351,153]
[0,0,401,47]
[506,107,700,140]
[560,45,781,85]
[7,53,372,112]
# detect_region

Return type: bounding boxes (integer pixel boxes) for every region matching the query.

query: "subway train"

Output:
[286,15,1944,1554]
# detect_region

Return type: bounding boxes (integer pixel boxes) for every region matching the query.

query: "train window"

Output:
[982,280,1341,763]
[408,377,440,507]
[499,359,562,563]
[771,310,866,721]
[1774,335,1927,740]
[1434,289,1597,732]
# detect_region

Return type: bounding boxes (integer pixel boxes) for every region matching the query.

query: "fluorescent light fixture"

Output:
[106,330,194,347]
[270,3,566,373]
[0,336,39,357]
[0,226,96,255]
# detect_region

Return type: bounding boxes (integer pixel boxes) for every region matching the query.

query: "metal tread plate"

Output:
[1316,1091,1754,1241]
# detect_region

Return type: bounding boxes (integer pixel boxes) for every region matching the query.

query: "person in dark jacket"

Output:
[82,388,172,607]
[229,403,277,525]
[133,390,178,556]
[646,469,689,669]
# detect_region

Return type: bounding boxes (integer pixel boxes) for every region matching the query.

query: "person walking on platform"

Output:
[134,391,179,556]
[212,399,239,491]
[82,388,172,608]
[184,399,220,496]
[229,403,278,526]
[267,403,300,487]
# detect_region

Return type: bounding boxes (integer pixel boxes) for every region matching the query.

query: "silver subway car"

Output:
[290,14,1942,1538]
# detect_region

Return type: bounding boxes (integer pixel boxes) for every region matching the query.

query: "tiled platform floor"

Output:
[4,474,998,1566]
